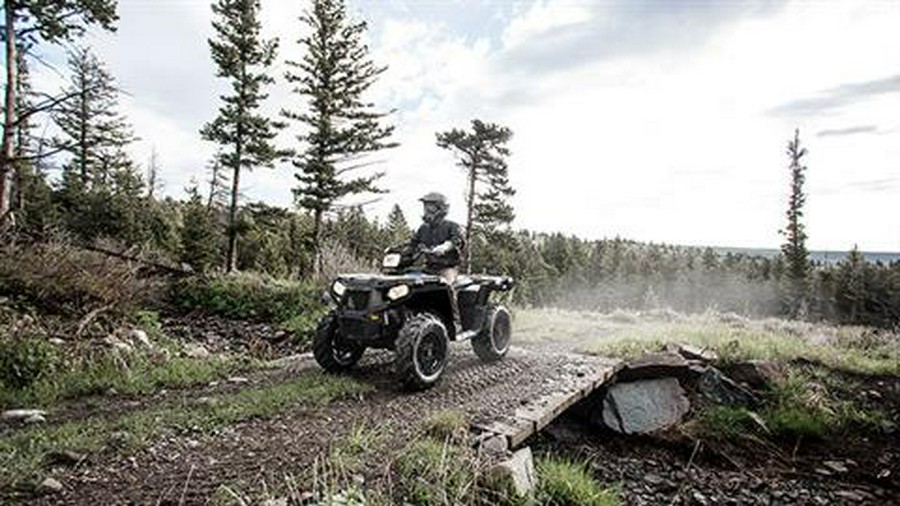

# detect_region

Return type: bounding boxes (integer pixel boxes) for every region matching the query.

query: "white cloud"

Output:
[501,0,592,50]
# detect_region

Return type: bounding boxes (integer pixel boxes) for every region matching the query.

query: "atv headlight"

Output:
[386,284,409,300]
[383,253,401,268]
[332,280,346,297]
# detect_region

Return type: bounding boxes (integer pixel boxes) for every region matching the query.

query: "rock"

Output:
[46,450,87,466]
[675,344,718,363]
[617,353,690,382]
[49,338,66,346]
[38,477,63,494]
[24,413,46,424]
[722,360,782,389]
[104,336,133,353]
[227,376,249,384]
[643,473,665,486]
[481,434,509,456]
[127,329,152,348]
[602,378,690,434]
[823,460,848,473]
[692,490,709,505]
[834,490,867,502]
[698,367,758,407]
[184,343,210,359]
[487,447,537,498]
[2,409,47,421]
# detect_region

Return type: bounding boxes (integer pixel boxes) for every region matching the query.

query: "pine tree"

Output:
[780,128,810,318]
[436,119,514,272]
[51,46,147,243]
[53,46,135,190]
[385,204,410,244]
[283,0,397,275]
[1,0,118,232]
[201,0,282,272]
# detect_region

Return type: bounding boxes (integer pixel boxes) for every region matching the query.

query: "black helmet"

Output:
[420,192,449,224]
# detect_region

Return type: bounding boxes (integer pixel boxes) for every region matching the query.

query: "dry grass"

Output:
[513,307,900,375]
[0,238,162,315]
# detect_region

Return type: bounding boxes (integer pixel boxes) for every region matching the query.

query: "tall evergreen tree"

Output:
[201,0,282,272]
[283,0,397,275]
[436,119,514,272]
[780,128,810,318]
[53,46,135,191]
[1,0,118,232]
[50,46,154,244]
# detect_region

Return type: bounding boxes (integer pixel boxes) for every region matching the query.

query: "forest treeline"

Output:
[10,185,900,328]
[1,0,898,329]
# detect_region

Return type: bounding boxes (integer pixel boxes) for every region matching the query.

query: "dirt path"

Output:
[7,335,898,505]
[16,342,611,504]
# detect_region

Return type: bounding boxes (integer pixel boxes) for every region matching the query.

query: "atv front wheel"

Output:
[472,305,511,362]
[313,313,365,372]
[394,313,449,390]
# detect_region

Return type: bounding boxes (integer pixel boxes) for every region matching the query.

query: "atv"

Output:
[313,244,514,390]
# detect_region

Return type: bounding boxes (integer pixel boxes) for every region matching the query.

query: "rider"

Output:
[409,192,465,327]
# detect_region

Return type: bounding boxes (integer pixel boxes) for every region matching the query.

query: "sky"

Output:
[25,0,900,252]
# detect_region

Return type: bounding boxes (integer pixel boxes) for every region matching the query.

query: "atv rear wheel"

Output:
[313,313,364,372]
[472,305,511,362]
[394,313,449,390]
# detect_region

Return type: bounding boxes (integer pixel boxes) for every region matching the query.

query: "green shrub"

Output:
[536,456,619,506]
[172,273,324,325]
[0,335,58,390]
[765,405,829,438]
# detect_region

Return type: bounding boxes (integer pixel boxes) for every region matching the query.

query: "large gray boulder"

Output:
[601,378,690,434]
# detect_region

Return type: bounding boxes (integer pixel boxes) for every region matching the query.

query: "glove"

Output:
[431,241,453,255]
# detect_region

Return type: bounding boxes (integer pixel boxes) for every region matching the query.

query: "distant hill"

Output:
[708,246,900,265]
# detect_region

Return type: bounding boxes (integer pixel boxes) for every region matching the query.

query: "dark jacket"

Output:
[410,219,464,270]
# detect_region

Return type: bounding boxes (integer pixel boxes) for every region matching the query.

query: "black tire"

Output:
[394,313,449,390]
[313,313,364,373]
[472,305,511,362]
